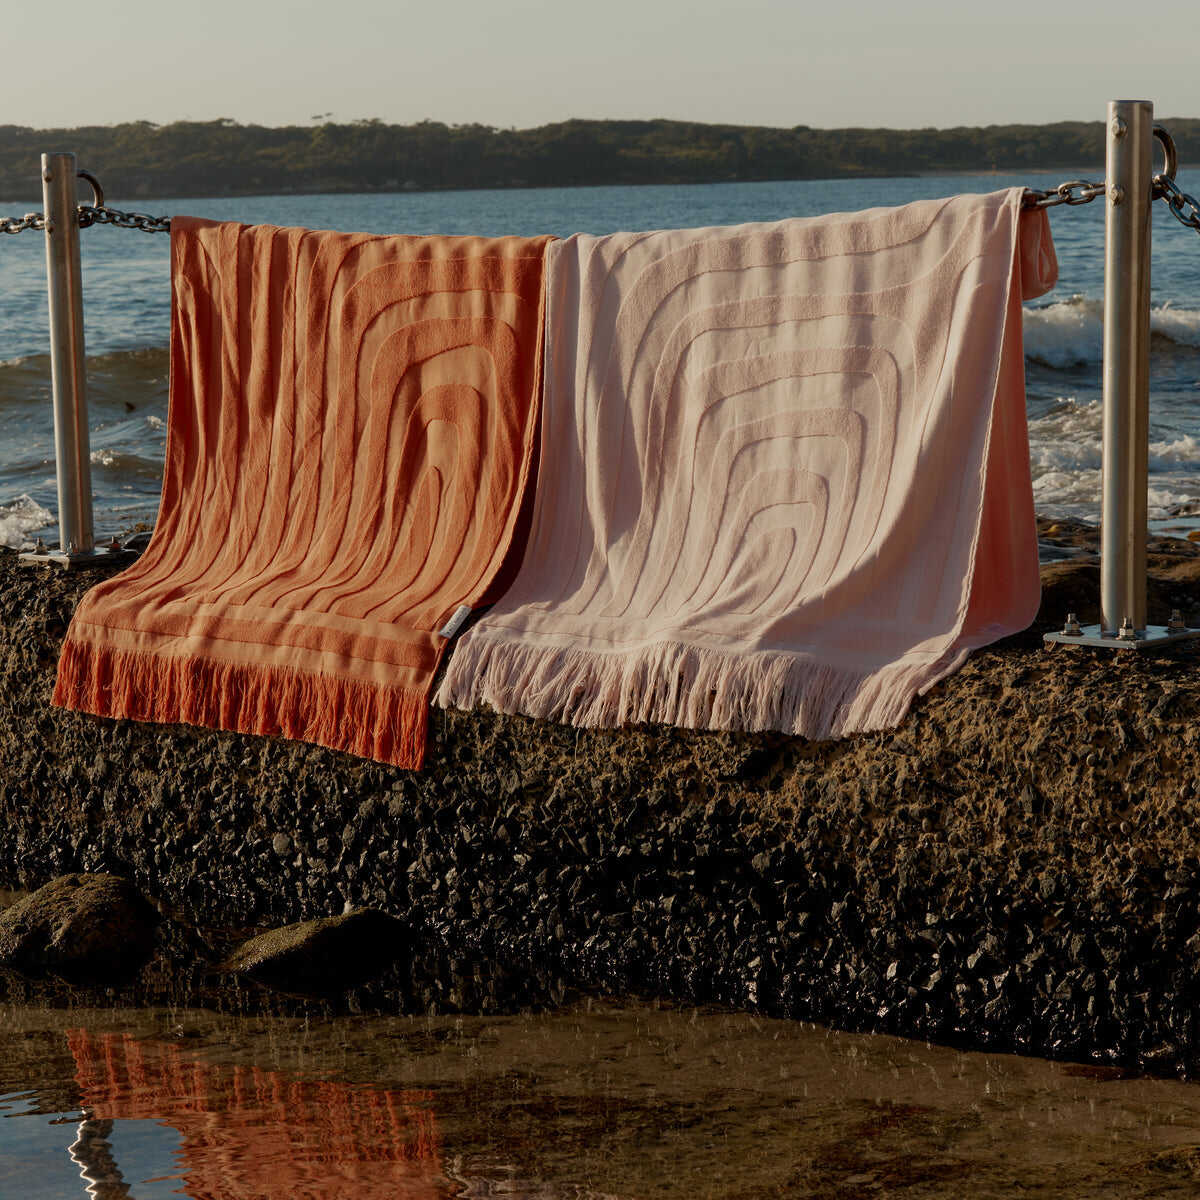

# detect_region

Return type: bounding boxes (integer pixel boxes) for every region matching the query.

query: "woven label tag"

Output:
[438,605,473,639]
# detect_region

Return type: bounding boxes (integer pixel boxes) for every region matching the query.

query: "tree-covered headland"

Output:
[1,116,1196,201]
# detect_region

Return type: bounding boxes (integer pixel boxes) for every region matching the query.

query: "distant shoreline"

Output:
[0,167,1122,209]
[2,116,1194,205]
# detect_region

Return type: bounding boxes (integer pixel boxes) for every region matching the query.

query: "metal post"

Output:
[42,151,94,556]
[1101,100,1152,636]
[20,153,131,570]
[1046,101,1200,650]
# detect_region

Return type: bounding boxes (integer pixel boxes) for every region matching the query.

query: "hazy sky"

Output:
[6,0,1198,129]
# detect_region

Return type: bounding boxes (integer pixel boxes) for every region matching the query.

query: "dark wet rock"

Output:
[1035,560,1102,631]
[223,909,409,994]
[1146,1145,1200,1179]
[1037,540,1088,564]
[0,873,158,982]
[8,537,1200,1068]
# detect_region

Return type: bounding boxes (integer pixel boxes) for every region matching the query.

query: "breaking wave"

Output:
[0,494,53,548]
[1027,397,1200,520]
[1023,296,1200,369]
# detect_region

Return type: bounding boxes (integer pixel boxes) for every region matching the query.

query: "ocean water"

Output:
[2,173,1199,546]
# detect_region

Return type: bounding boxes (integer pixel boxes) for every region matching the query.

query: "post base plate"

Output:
[18,545,138,571]
[1044,623,1200,651]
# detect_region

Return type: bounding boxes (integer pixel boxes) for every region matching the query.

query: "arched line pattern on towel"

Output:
[54,222,551,768]
[549,196,961,606]
[437,189,1056,742]
[76,227,546,644]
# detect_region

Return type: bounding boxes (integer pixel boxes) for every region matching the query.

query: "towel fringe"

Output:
[53,637,428,768]
[436,632,944,739]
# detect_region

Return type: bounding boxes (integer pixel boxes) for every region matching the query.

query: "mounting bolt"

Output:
[34,537,46,555]
[1109,184,1125,206]
[1111,116,1127,139]
[108,536,121,551]
[1118,616,1138,641]
[1062,612,1082,636]
[1168,609,1187,634]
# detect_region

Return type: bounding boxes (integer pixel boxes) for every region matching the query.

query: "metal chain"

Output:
[1,211,47,234]
[1024,179,1108,209]
[5,172,1196,239]
[77,205,171,233]
[1154,174,1200,235]
[1,205,171,235]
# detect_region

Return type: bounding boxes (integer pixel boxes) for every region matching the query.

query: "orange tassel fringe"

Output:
[53,636,429,769]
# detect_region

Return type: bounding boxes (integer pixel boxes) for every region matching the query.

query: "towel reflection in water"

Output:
[67,1029,443,1199]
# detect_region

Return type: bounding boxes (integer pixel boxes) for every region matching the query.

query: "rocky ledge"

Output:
[0,873,158,982]
[4,522,1200,1072]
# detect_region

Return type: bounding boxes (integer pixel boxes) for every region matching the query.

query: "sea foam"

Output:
[1026,398,1200,520]
[1023,296,1200,368]
[0,494,53,549]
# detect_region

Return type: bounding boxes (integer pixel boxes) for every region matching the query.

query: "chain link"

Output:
[1024,179,1108,209]
[1,211,48,234]
[77,205,171,233]
[5,171,1196,241]
[1,205,171,235]
[1155,174,1200,236]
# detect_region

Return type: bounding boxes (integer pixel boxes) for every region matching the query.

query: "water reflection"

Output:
[68,1115,132,1200]
[6,1004,1200,1198]
[68,1030,444,1199]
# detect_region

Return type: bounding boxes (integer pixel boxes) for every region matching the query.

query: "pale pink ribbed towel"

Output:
[438,189,1057,738]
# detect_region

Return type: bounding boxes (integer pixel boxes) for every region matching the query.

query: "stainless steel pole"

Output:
[41,151,95,556]
[1100,101,1153,635]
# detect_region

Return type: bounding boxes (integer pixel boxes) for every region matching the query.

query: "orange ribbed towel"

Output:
[54,219,551,768]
